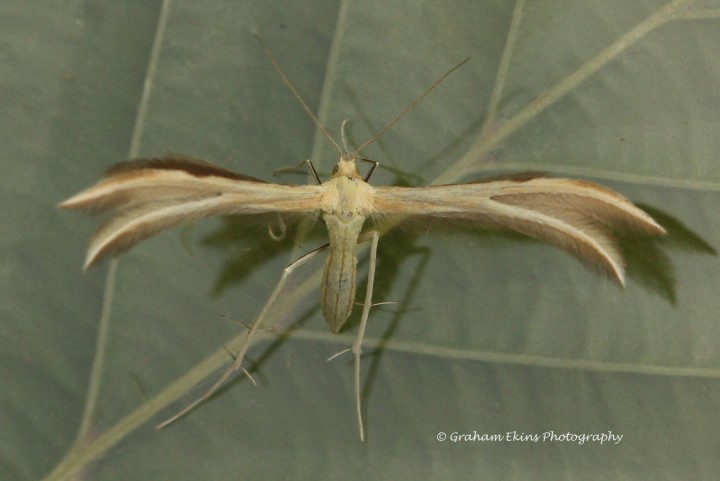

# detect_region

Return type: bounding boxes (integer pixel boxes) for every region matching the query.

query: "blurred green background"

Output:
[2,0,719,479]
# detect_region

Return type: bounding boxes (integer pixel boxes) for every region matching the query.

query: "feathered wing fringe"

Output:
[373,177,666,285]
[59,156,322,268]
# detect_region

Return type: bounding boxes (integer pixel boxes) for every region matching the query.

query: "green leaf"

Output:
[3,0,719,479]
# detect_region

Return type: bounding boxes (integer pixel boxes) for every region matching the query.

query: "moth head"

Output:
[331,154,361,179]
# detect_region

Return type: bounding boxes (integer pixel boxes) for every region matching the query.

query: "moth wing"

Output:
[60,155,323,268]
[372,176,665,285]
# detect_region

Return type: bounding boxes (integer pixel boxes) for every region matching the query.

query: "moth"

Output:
[60,41,666,441]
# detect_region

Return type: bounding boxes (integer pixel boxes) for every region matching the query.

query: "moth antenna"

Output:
[255,35,343,156]
[353,57,470,155]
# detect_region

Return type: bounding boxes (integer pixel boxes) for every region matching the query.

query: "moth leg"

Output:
[156,244,328,429]
[272,159,321,185]
[353,230,379,442]
[360,158,379,182]
[268,213,287,241]
[303,159,321,185]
